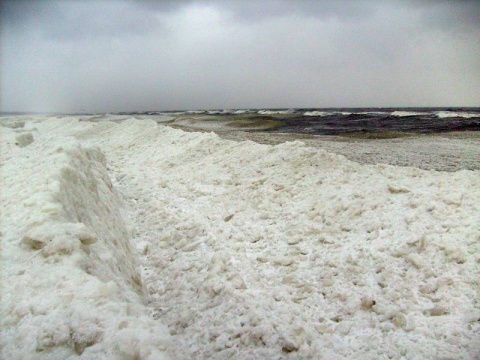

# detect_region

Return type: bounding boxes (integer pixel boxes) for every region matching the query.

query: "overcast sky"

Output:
[1,0,479,112]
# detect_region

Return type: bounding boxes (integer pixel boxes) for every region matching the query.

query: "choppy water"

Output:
[266,108,480,135]
[131,107,480,135]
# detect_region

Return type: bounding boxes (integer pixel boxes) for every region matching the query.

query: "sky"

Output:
[1,0,480,112]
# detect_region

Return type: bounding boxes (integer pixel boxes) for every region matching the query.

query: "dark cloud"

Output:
[1,0,479,112]
[417,0,480,31]
[1,0,162,41]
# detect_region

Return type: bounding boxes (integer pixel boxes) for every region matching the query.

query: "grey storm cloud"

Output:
[1,0,479,112]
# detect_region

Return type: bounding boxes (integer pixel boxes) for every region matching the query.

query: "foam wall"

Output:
[0,128,171,359]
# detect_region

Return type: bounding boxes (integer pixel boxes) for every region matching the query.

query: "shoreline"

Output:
[181,128,480,172]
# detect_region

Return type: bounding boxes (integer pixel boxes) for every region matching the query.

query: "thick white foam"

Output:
[0,124,171,359]
[109,122,479,359]
[2,117,479,359]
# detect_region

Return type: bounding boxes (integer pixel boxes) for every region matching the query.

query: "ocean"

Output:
[110,107,480,136]
[264,107,480,135]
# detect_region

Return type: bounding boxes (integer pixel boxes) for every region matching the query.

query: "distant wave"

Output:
[436,111,479,119]
[304,111,330,116]
[258,110,292,115]
[391,111,427,117]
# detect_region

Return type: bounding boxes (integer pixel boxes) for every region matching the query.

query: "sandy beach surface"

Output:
[1,116,479,359]
[217,131,480,172]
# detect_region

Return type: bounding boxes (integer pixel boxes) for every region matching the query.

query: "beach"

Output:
[1,116,479,359]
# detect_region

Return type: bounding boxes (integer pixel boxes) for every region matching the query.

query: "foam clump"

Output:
[1,129,172,358]
[15,132,34,147]
[2,120,25,128]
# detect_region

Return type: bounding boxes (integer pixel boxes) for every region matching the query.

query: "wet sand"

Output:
[216,131,480,172]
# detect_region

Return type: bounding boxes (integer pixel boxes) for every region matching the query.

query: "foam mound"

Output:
[0,127,171,359]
